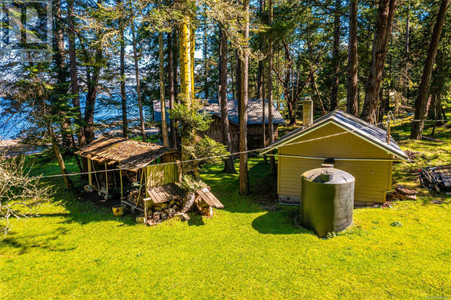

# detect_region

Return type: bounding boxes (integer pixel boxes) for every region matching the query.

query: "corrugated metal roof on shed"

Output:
[262,110,408,160]
[153,99,285,125]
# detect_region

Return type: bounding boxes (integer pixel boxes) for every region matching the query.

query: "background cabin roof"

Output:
[262,110,408,160]
[75,137,170,171]
[153,99,285,125]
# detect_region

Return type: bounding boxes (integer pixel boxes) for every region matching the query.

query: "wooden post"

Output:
[144,200,148,222]
[386,117,391,145]
[119,169,123,200]
[88,158,92,187]
[105,162,108,198]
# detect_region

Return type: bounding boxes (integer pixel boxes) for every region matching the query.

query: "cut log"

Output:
[392,185,417,200]
[174,213,190,221]
[180,192,196,213]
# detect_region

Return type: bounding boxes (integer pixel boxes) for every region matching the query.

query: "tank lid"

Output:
[321,164,334,168]
[302,166,355,184]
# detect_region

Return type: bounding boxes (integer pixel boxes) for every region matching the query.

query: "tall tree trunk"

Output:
[68,0,85,147]
[120,23,127,138]
[191,27,195,100]
[410,0,449,139]
[158,0,169,147]
[257,61,263,99]
[179,9,193,175]
[84,34,102,145]
[54,0,72,150]
[347,0,359,116]
[168,32,177,148]
[267,0,275,174]
[239,0,250,195]
[219,28,236,173]
[404,1,410,98]
[330,0,341,111]
[131,19,146,142]
[236,50,241,103]
[360,0,396,124]
[40,96,74,190]
[203,6,209,99]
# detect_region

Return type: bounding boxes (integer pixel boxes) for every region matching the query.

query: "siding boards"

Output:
[278,123,394,203]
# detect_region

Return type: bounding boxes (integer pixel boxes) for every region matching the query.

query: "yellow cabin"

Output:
[262,103,408,205]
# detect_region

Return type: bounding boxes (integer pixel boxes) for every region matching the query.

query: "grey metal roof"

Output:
[262,110,408,160]
[153,99,285,125]
[202,99,286,125]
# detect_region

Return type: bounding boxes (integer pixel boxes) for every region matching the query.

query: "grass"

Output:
[1,122,451,299]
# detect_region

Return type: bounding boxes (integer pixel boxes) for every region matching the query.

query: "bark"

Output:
[158,0,169,147]
[219,28,236,173]
[404,2,410,98]
[410,0,449,139]
[131,19,146,142]
[168,32,177,148]
[120,24,127,138]
[360,0,397,124]
[191,27,195,100]
[203,7,209,99]
[239,0,250,195]
[179,10,193,175]
[347,0,359,116]
[330,0,341,111]
[236,50,241,104]
[40,96,74,190]
[54,0,72,150]
[68,0,85,147]
[267,0,275,175]
[180,17,191,104]
[257,61,263,99]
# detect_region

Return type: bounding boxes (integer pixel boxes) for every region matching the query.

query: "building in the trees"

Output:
[154,99,285,152]
[261,101,408,205]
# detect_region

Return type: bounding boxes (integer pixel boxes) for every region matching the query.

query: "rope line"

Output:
[31,119,395,179]
[24,117,449,179]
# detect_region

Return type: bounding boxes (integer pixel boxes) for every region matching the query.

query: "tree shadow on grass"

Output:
[1,227,77,255]
[40,184,137,227]
[203,158,278,215]
[251,206,314,235]
[187,214,205,226]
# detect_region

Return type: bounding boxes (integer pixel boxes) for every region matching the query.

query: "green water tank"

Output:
[300,164,355,237]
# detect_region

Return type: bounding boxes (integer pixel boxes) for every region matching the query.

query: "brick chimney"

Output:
[303,97,313,128]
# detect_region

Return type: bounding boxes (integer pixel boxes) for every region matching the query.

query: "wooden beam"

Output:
[88,158,92,187]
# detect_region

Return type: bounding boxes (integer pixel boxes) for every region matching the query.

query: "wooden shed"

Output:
[154,99,286,152]
[261,108,408,205]
[75,137,180,209]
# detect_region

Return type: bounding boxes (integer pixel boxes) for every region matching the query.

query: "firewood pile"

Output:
[419,165,451,193]
[392,185,417,200]
[144,184,224,225]
[148,197,184,223]
[127,190,144,208]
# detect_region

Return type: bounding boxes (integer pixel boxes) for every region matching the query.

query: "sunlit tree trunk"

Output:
[239,0,250,195]
[219,27,236,173]
[168,32,177,148]
[158,0,169,147]
[410,0,449,139]
[179,8,193,174]
[267,0,275,175]
[360,0,396,124]
[330,0,341,111]
[347,0,359,116]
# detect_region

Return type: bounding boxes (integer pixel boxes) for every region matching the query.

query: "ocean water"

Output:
[0,93,154,140]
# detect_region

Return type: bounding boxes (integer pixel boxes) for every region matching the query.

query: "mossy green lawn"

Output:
[1,122,450,299]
